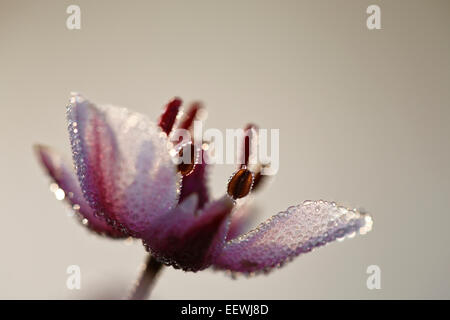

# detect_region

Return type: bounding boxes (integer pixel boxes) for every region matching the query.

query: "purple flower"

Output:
[35,93,373,275]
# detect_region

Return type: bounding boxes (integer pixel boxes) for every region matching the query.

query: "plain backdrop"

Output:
[0,0,449,299]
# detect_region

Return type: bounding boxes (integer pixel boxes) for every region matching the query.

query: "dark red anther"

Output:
[177,143,197,176]
[227,168,254,200]
[159,97,182,135]
[178,102,201,131]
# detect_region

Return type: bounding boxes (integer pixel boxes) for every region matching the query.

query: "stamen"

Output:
[241,124,258,168]
[226,124,267,199]
[159,97,182,135]
[177,143,197,176]
[178,102,201,131]
[227,168,254,200]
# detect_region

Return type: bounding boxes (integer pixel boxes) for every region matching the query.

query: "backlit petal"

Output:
[214,200,373,274]
[34,145,126,238]
[67,93,181,236]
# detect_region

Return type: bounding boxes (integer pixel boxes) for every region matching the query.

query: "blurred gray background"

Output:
[1,0,449,299]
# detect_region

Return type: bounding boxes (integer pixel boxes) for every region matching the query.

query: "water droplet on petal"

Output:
[54,188,65,201]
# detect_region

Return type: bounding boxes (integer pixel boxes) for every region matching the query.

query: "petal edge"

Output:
[34,144,127,238]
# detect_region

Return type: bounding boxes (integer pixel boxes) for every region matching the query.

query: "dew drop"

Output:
[49,183,59,193]
[54,188,65,201]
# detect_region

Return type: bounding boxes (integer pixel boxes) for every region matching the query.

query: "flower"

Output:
[35,93,373,275]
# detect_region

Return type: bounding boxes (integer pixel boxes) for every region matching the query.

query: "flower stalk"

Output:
[128,254,164,300]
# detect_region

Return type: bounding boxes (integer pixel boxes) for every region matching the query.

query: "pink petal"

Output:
[34,145,126,238]
[142,196,234,271]
[67,93,181,236]
[213,200,373,274]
